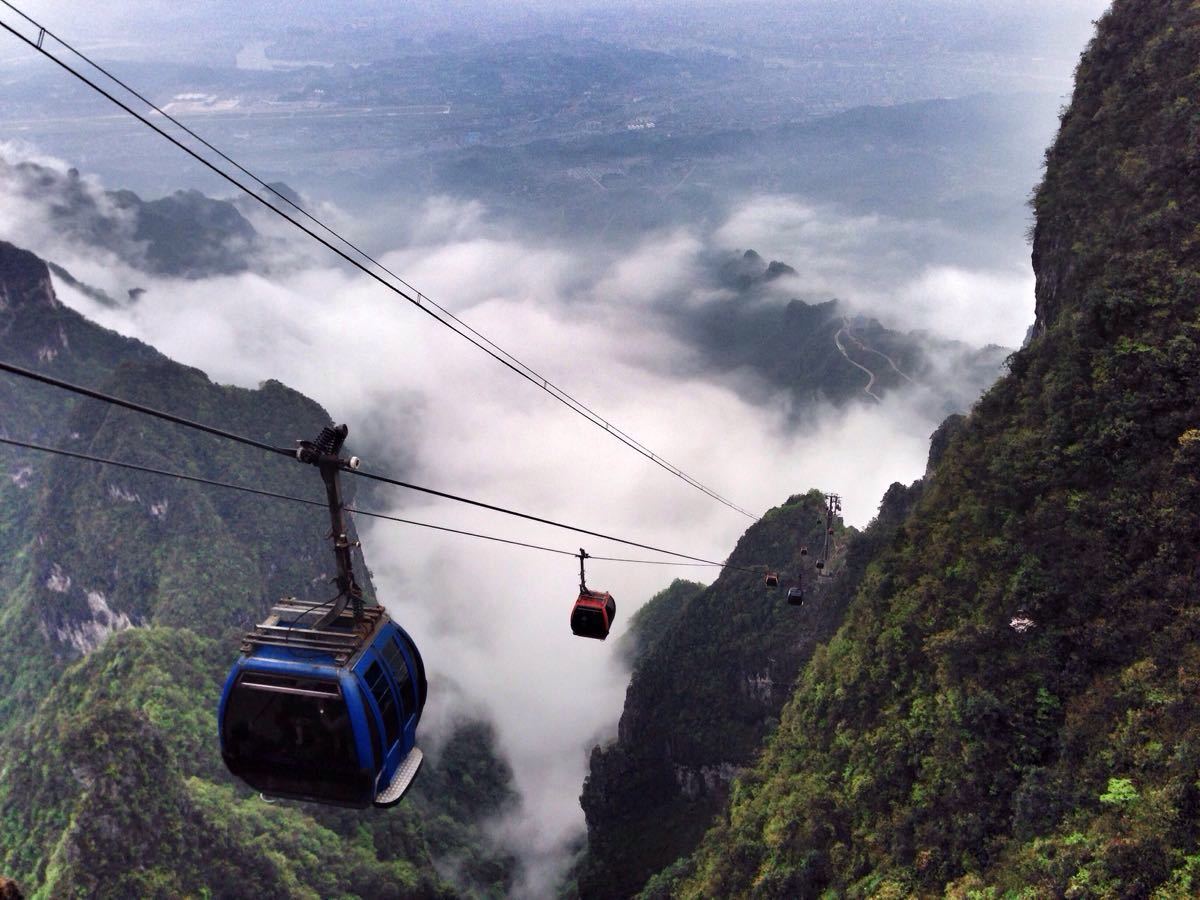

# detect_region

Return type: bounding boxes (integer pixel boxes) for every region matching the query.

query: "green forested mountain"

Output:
[0,241,515,897]
[8,1,1192,894]
[640,1,1200,895]
[574,484,928,898]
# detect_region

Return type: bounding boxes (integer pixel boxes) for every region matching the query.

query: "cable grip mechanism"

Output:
[296,424,365,625]
[578,548,589,593]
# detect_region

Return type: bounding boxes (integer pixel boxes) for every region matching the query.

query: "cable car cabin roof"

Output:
[240,599,388,668]
[574,589,613,605]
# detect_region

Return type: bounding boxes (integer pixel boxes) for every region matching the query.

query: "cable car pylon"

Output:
[816,492,841,576]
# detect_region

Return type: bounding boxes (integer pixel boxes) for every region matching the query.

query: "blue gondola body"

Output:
[218,602,427,808]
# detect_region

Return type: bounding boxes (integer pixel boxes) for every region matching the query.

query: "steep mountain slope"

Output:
[0,242,515,896]
[574,485,923,898]
[662,1,1200,894]
[0,625,517,899]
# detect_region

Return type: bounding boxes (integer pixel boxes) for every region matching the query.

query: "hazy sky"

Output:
[2,1,1111,63]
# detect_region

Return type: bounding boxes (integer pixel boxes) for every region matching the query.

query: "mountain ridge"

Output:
[652,1,1200,894]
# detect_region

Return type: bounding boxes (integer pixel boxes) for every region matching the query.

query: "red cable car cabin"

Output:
[571,589,616,640]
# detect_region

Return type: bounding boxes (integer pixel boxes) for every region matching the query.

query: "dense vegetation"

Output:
[0,626,517,898]
[0,242,515,897]
[651,1,1200,894]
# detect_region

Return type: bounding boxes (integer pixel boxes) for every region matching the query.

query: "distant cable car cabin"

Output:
[764,571,779,588]
[787,586,805,607]
[219,600,427,808]
[218,424,427,808]
[571,549,616,640]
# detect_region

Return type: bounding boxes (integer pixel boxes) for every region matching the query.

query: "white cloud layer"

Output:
[715,195,1035,347]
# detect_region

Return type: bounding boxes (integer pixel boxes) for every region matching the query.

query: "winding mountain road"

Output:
[842,318,915,384]
[833,316,918,403]
[834,322,882,403]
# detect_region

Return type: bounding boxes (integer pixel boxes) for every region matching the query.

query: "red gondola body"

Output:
[571,589,616,640]
[764,572,779,588]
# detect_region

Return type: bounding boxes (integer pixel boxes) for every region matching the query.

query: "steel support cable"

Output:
[0,0,708,502]
[348,465,730,565]
[0,4,757,521]
[0,359,293,459]
[0,435,741,570]
[0,363,748,568]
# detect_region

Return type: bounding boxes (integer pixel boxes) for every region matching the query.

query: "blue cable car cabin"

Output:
[219,600,427,808]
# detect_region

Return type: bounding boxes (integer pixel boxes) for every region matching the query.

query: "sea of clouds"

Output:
[0,145,1034,893]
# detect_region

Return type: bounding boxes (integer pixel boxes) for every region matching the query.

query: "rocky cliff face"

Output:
[0,242,162,446]
[665,2,1200,895]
